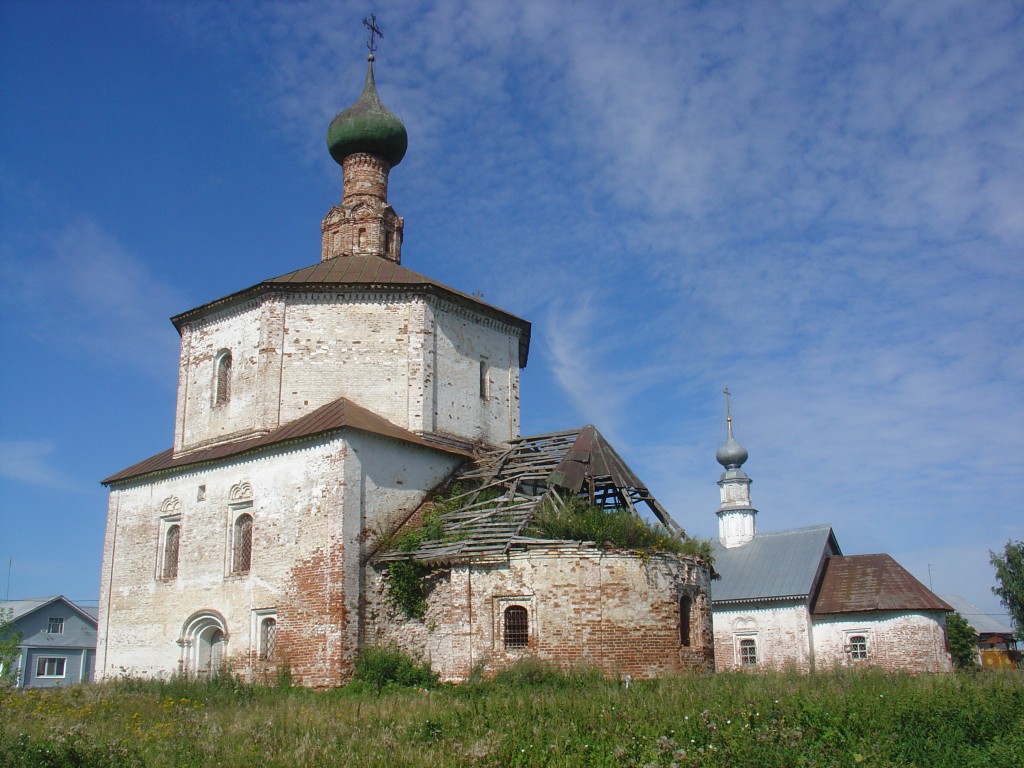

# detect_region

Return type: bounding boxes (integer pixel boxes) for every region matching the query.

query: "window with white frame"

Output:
[36,657,66,678]
[739,637,758,666]
[47,617,64,634]
[259,617,277,661]
[846,634,868,661]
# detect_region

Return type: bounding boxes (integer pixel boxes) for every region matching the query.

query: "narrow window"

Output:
[163,524,180,579]
[479,359,490,401]
[848,635,868,661]
[232,513,253,575]
[214,351,232,406]
[739,638,758,666]
[384,230,392,255]
[358,227,366,248]
[503,605,528,648]
[679,595,692,647]
[36,657,66,677]
[259,617,277,661]
[47,617,64,634]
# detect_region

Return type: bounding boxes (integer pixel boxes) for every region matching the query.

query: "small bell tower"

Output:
[715,387,758,548]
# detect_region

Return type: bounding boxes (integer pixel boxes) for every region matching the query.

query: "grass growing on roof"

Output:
[526,496,714,561]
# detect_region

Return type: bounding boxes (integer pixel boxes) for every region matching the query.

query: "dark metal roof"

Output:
[375,425,686,564]
[170,255,531,367]
[812,554,953,614]
[102,397,468,486]
[710,525,840,604]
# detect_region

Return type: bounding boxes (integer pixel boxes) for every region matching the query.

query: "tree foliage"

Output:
[990,539,1024,640]
[0,608,22,686]
[946,612,978,670]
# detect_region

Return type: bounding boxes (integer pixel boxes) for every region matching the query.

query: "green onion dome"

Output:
[327,56,408,168]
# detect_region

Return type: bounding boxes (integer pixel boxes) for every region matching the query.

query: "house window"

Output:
[232,513,253,575]
[36,657,66,678]
[162,524,181,579]
[679,595,692,647]
[47,617,64,634]
[739,638,758,666]
[503,605,529,648]
[214,350,232,406]
[479,359,490,401]
[847,634,868,661]
[259,617,277,661]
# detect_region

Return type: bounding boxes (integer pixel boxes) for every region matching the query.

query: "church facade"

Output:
[709,407,952,673]
[96,52,713,686]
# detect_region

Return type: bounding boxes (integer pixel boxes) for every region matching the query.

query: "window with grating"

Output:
[739,638,758,666]
[503,605,529,648]
[233,514,253,575]
[260,617,277,661]
[163,524,180,579]
[679,595,692,647]
[848,635,868,661]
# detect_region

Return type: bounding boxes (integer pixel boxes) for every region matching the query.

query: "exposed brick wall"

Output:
[365,549,714,681]
[97,432,459,687]
[712,602,814,672]
[711,603,951,673]
[321,153,404,263]
[811,611,951,673]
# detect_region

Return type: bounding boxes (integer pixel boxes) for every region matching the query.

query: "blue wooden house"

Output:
[1,596,98,687]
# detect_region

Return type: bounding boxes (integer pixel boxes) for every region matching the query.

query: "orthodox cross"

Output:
[363,14,383,55]
[723,386,733,424]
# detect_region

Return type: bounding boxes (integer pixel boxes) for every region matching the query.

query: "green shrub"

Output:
[489,657,606,689]
[352,645,438,690]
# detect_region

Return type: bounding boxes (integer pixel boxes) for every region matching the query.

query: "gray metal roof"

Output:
[710,524,840,604]
[941,594,1015,635]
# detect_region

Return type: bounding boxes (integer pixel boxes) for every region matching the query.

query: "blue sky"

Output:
[1,1,1021,626]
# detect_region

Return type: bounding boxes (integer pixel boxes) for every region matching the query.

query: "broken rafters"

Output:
[374,425,687,564]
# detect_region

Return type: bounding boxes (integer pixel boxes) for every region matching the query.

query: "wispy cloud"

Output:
[0,215,183,382]
[0,440,83,491]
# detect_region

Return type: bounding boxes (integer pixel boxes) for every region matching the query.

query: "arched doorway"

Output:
[180,611,228,677]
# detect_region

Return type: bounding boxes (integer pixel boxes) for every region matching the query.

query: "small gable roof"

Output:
[710,525,840,605]
[171,255,531,367]
[103,396,468,485]
[812,554,952,614]
[941,594,1015,635]
[0,595,98,627]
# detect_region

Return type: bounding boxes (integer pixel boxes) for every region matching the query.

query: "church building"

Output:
[709,402,952,673]
[96,48,713,686]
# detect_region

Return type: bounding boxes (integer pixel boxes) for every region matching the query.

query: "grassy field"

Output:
[2,665,1022,767]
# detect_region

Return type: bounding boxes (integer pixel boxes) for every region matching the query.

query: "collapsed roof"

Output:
[374,425,687,565]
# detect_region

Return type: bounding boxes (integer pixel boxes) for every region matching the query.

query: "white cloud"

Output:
[0,441,82,491]
[1,215,183,381]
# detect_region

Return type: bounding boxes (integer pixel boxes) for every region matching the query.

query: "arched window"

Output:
[679,595,692,647]
[232,513,253,575]
[503,605,528,648]
[214,350,232,406]
[739,638,758,666]
[259,617,277,661]
[847,635,868,661]
[162,524,180,579]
